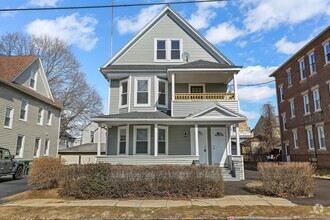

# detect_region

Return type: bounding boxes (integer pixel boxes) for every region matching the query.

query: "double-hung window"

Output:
[155,39,182,61]
[44,139,50,156]
[156,40,166,60]
[306,128,314,149]
[293,130,298,148]
[118,126,128,155]
[287,69,292,87]
[37,106,44,125]
[308,52,316,74]
[324,41,330,64]
[20,99,28,121]
[4,107,13,128]
[33,138,41,157]
[47,110,52,126]
[120,80,128,107]
[171,40,180,60]
[279,86,284,102]
[313,88,321,111]
[30,68,37,89]
[282,114,287,130]
[16,135,25,157]
[289,100,295,118]
[134,126,150,154]
[135,78,150,106]
[303,93,310,115]
[299,59,307,80]
[158,79,168,107]
[317,126,326,149]
[158,126,168,155]
[90,131,94,143]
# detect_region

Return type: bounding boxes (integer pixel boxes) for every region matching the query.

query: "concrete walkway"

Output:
[2,195,296,208]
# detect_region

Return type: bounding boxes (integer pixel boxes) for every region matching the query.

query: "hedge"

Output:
[59,164,224,199]
[258,162,315,197]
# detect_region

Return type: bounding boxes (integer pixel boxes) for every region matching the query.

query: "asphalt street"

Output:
[0,176,31,204]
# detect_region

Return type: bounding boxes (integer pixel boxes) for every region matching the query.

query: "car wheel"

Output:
[13,166,23,180]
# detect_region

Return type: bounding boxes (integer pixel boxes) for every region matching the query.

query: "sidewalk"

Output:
[2,195,296,208]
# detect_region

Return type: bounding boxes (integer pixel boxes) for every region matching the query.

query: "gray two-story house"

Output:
[92,6,246,179]
[0,55,62,160]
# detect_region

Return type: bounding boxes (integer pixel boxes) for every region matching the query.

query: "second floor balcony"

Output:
[175,92,235,101]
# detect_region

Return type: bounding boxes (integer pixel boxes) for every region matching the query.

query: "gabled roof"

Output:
[187,103,246,119]
[0,55,38,81]
[101,6,234,70]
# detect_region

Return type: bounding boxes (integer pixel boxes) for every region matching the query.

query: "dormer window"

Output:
[155,39,182,62]
[30,69,37,89]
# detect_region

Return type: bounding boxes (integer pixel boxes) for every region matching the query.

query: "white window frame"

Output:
[293,130,298,149]
[306,127,314,150]
[154,38,183,62]
[289,99,295,118]
[133,125,151,155]
[287,69,292,87]
[157,78,168,108]
[282,113,287,131]
[19,99,28,121]
[299,59,307,81]
[117,126,129,155]
[33,137,41,158]
[134,77,151,107]
[44,139,50,156]
[189,84,206,93]
[90,131,94,143]
[279,86,284,102]
[16,135,25,158]
[46,110,52,126]
[323,41,330,64]
[158,125,168,155]
[4,107,14,129]
[308,51,317,74]
[29,68,37,90]
[312,88,321,112]
[303,93,310,115]
[119,79,129,108]
[317,126,326,149]
[37,106,44,125]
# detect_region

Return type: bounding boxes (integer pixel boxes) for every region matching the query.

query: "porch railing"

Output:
[175,93,235,101]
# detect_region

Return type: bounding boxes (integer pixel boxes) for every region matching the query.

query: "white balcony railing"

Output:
[175,93,235,101]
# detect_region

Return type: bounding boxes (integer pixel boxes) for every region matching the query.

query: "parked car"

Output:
[0,147,24,180]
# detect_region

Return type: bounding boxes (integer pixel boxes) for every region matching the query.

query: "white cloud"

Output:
[25,14,98,51]
[238,86,276,103]
[240,109,259,120]
[0,11,17,17]
[29,0,60,6]
[117,5,163,35]
[275,37,312,55]
[188,1,227,30]
[241,0,330,33]
[236,66,278,85]
[236,40,247,48]
[205,22,244,44]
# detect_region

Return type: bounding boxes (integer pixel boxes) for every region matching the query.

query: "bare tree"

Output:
[260,103,280,153]
[0,32,102,137]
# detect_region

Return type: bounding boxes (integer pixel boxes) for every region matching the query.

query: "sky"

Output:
[1,0,329,128]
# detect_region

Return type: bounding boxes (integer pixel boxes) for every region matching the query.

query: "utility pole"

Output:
[110,0,114,58]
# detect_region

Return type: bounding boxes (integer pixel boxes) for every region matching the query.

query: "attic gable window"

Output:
[30,68,37,89]
[155,39,182,62]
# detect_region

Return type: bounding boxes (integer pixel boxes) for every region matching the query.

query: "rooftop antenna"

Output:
[110,0,114,58]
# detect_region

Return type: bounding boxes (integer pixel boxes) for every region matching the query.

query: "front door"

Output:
[211,127,227,166]
[190,127,208,165]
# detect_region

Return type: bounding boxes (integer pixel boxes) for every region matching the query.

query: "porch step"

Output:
[221,168,239,181]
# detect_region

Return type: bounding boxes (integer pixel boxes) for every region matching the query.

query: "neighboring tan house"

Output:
[0,55,62,160]
[92,6,247,180]
[81,122,107,145]
[230,122,253,155]
[59,131,76,149]
[270,26,330,168]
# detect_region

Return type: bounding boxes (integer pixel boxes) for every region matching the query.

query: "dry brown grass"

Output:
[245,181,265,194]
[4,189,65,201]
[0,205,329,220]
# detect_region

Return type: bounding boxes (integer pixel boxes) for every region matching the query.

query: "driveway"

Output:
[0,176,31,204]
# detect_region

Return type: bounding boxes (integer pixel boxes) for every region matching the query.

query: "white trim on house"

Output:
[157,125,168,155]
[16,135,25,159]
[117,126,129,155]
[133,125,151,155]
[134,77,151,107]
[167,68,241,72]
[154,38,183,62]
[119,78,129,108]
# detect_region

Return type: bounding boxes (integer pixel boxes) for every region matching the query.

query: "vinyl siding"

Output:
[108,126,117,155]
[172,100,239,117]
[109,80,120,114]
[115,15,218,64]
[0,84,60,160]
[168,125,192,155]
[82,122,106,145]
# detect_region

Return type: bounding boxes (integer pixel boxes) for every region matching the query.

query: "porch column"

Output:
[154,124,158,156]
[108,79,111,114]
[233,73,238,100]
[194,124,199,156]
[235,124,241,156]
[97,124,102,156]
[171,73,175,116]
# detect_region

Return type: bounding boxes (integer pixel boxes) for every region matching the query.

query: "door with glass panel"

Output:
[135,127,149,154]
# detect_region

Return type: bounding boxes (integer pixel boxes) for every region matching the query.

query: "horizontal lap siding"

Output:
[110,80,119,114]
[0,85,60,160]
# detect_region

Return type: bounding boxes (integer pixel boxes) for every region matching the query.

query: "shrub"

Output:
[258,162,315,197]
[60,164,224,199]
[28,157,64,190]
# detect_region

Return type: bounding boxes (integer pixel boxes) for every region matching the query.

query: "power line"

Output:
[0,0,228,12]
[237,80,275,87]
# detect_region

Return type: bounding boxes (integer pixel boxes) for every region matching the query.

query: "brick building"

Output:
[270,26,330,168]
